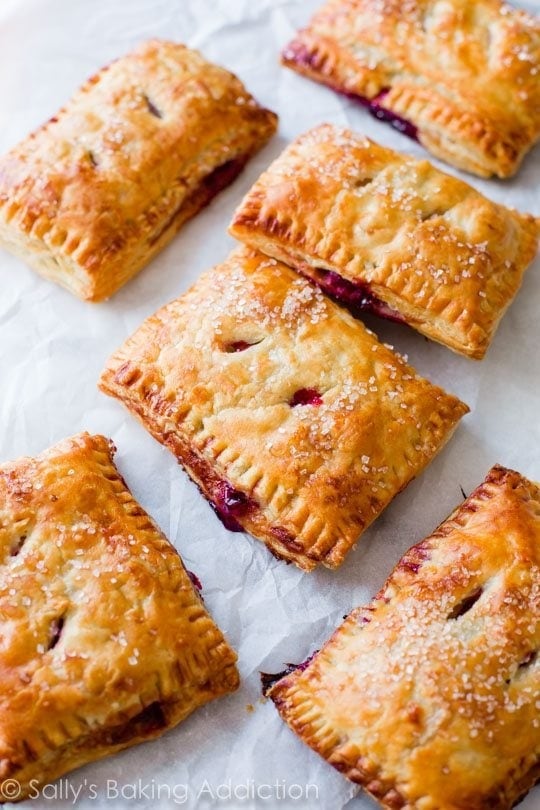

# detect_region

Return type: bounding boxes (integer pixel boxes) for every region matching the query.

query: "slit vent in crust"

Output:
[447,587,483,619]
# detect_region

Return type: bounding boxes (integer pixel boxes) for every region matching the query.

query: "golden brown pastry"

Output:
[230,125,540,359]
[99,247,468,572]
[281,0,540,178]
[0,40,277,301]
[266,465,540,810]
[0,432,238,801]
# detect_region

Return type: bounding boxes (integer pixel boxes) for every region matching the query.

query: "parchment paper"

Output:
[0,1,539,807]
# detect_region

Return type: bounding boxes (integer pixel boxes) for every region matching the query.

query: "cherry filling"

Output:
[282,42,320,71]
[283,44,418,142]
[201,158,246,195]
[308,268,406,325]
[289,388,323,407]
[105,702,167,746]
[260,651,318,695]
[369,89,419,141]
[186,570,203,592]
[448,587,483,620]
[518,650,537,670]
[271,530,303,557]
[144,94,162,119]
[400,560,421,574]
[10,534,26,557]
[211,481,254,532]
[47,616,64,651]
[148,158,245,247]
[226,340,254,353]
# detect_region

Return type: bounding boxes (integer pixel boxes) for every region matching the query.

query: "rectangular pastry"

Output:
[230,125,540,359]
[0,40,277,301]
[266,465,540,809]
[281,0,540,178]
[99,247,468,572]
[0,433,238,801]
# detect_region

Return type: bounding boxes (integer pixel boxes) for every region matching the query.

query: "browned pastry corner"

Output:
[281,0,540,178]
[99,247,468,572]
[0,40,277,301]
[230,124,540,359]
[0,432,239,801]
[268,465,540,809]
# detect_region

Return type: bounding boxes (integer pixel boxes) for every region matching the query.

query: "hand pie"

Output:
[99,247,468,572]
[281,0,540,178]
[266,465,540,809]
[230,125,540,360]
[0,40,277,301]
[0,433,238,801]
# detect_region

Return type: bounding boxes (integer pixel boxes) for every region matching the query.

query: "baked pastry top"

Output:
[0,39,277,301]
[0,433,238,800]
[267,465,540,810]
[230,125,540,360]
[99,247,468,572]
[281,0,540,178]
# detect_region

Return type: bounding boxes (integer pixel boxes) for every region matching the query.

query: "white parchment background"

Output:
[0,1,539,808]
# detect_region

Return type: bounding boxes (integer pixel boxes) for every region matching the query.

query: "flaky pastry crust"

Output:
[0,433,238,801]
[268,465,540,809]
[0,40,277,301]
[230,125,540,359]
[99,247,468,571]
[281,0,540,178]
